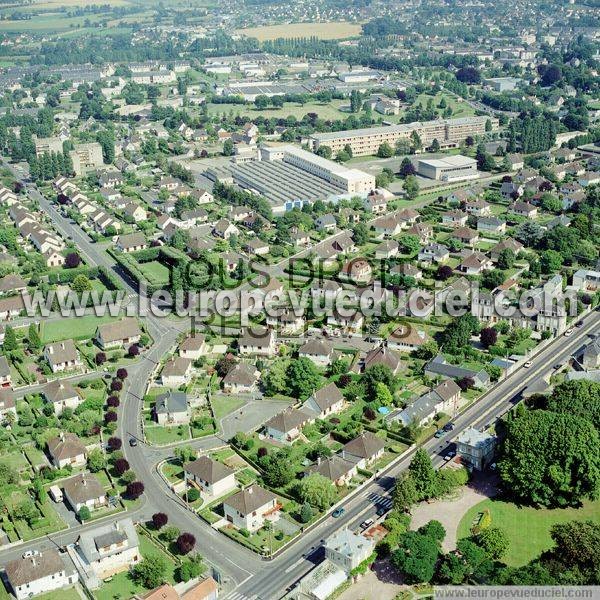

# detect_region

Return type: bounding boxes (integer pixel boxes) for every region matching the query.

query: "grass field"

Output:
[206,99,350,121]
[235,21,362,41]
[40,315,118,343]
[138,260,171,285]
[457,498,600,567]
[0,587,81,600]
[211,394,245,420]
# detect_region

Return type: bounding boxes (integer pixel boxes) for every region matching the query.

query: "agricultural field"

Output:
[234,21,362,41]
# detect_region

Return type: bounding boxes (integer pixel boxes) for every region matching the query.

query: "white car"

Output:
[564,328,574,337]
[524,361,533,369]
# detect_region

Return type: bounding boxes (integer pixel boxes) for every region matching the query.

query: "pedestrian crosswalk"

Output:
[224,592,254,600]
[366,491,393,510]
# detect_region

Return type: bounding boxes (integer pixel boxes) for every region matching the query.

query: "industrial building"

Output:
[417,155,479,182]
[221,145,375,214]
[309,116,497,157]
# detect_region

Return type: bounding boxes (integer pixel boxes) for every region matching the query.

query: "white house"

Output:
[75,518,140,582]
[47,432,87,469]
[160,356,193,387]
[264,408,314,444]
[5,550,78,600]
[303,382,345,419]
[184,456,237,500]
[154,391,190,426]
[223,484,280,532]
[63,473,107,513]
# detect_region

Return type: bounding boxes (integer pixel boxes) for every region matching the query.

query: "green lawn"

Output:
[457,498,600,567]
[94,533,178,600]
[138,261,171,285]
[40,315,118,343]
[211,395,246,420]
[0,587,81,600]
[207,99,350,121]
[145,424,191,445]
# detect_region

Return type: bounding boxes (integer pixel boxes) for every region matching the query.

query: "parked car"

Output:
[360,519,374,529]
[443,422,455,432]
[434,430,444,438]
[129,437,138,447]
[524,361,533,368]
[376,506,388,517]
[564,328,574,337]
[332,507,345,518]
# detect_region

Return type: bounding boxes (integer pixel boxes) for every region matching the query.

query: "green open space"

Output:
[40,315,118,343]
[457,498,600,567]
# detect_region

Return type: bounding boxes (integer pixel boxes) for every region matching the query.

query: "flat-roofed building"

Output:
[309,116,497,157]
[417,155,478,182]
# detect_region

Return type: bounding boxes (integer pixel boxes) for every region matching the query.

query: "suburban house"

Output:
[179,334,209,360]
[212,219,239,239]
[452,226,479,246]
[184,456,237,500]
[74,518,140,582]
[477,216,506,234]
[582,339,600,369]
[4,550,78,600]
[264,408,314,444]
[303,382,345,419]
[0,273,27,296]
[222,362,260,394]
[457,251,493,275]
[490,238,523,262]
[362,345,402,375]
[375,240,399,260]
[340,432,385,469]
[43,380,82,415]
[425,354,490,388]
[418,243,449,264]
[160,357,193,387]
[387,323,431,352]
[116,232,147,253]
[456,427,497,470]
[442,210,468,227]
[154,391,190,426]
[43,340,81,373]
[47,432,87,469]
[223,484,280,532]
[298,339,337,367]
[62,473,107,513]
[238,326,276,356]
[340,259,372,284]
[95,318,142,349]
[510,200,538,218]
[393,379,461,427]
[0,388,16,422]
[135,579,219,600]
[306,455,357,486]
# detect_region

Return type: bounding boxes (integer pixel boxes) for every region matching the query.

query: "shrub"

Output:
[152,512,168,530]
[186,488,200,502]
[128,344,140,357]
[125,481,144,500]
[239,528,250,538]
[257,446,268,458]
[111,379,123,392]
[107,396,120,408]
[116,368,128,380]
[95,352,107,365]
[107,436,122,451]
[176,532,196,554]
[114,458,130,476]
[104,410,118,424]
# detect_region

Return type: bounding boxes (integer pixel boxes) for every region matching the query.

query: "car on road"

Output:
[575,321,584,328]
[434,430,444,438]
[360,519,374,529]
[376,507,388,517]
[524,360,533,368]
[553,363,562,370]
[332,507,345,518]
[129,437,138,447]
[444,451,456,461]
[443,422,454,432]
[564,328,574,337]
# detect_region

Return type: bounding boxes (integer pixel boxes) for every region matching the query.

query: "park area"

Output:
[457,497,600,567]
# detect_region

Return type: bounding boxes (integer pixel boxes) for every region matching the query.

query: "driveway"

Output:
[337,558,404,600]
[220,397,294,439]
[409,470,499,551]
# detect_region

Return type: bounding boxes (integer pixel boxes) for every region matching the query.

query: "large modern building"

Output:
[309,116,498,157]
[229,145,375,214]
[417,155,478,181]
